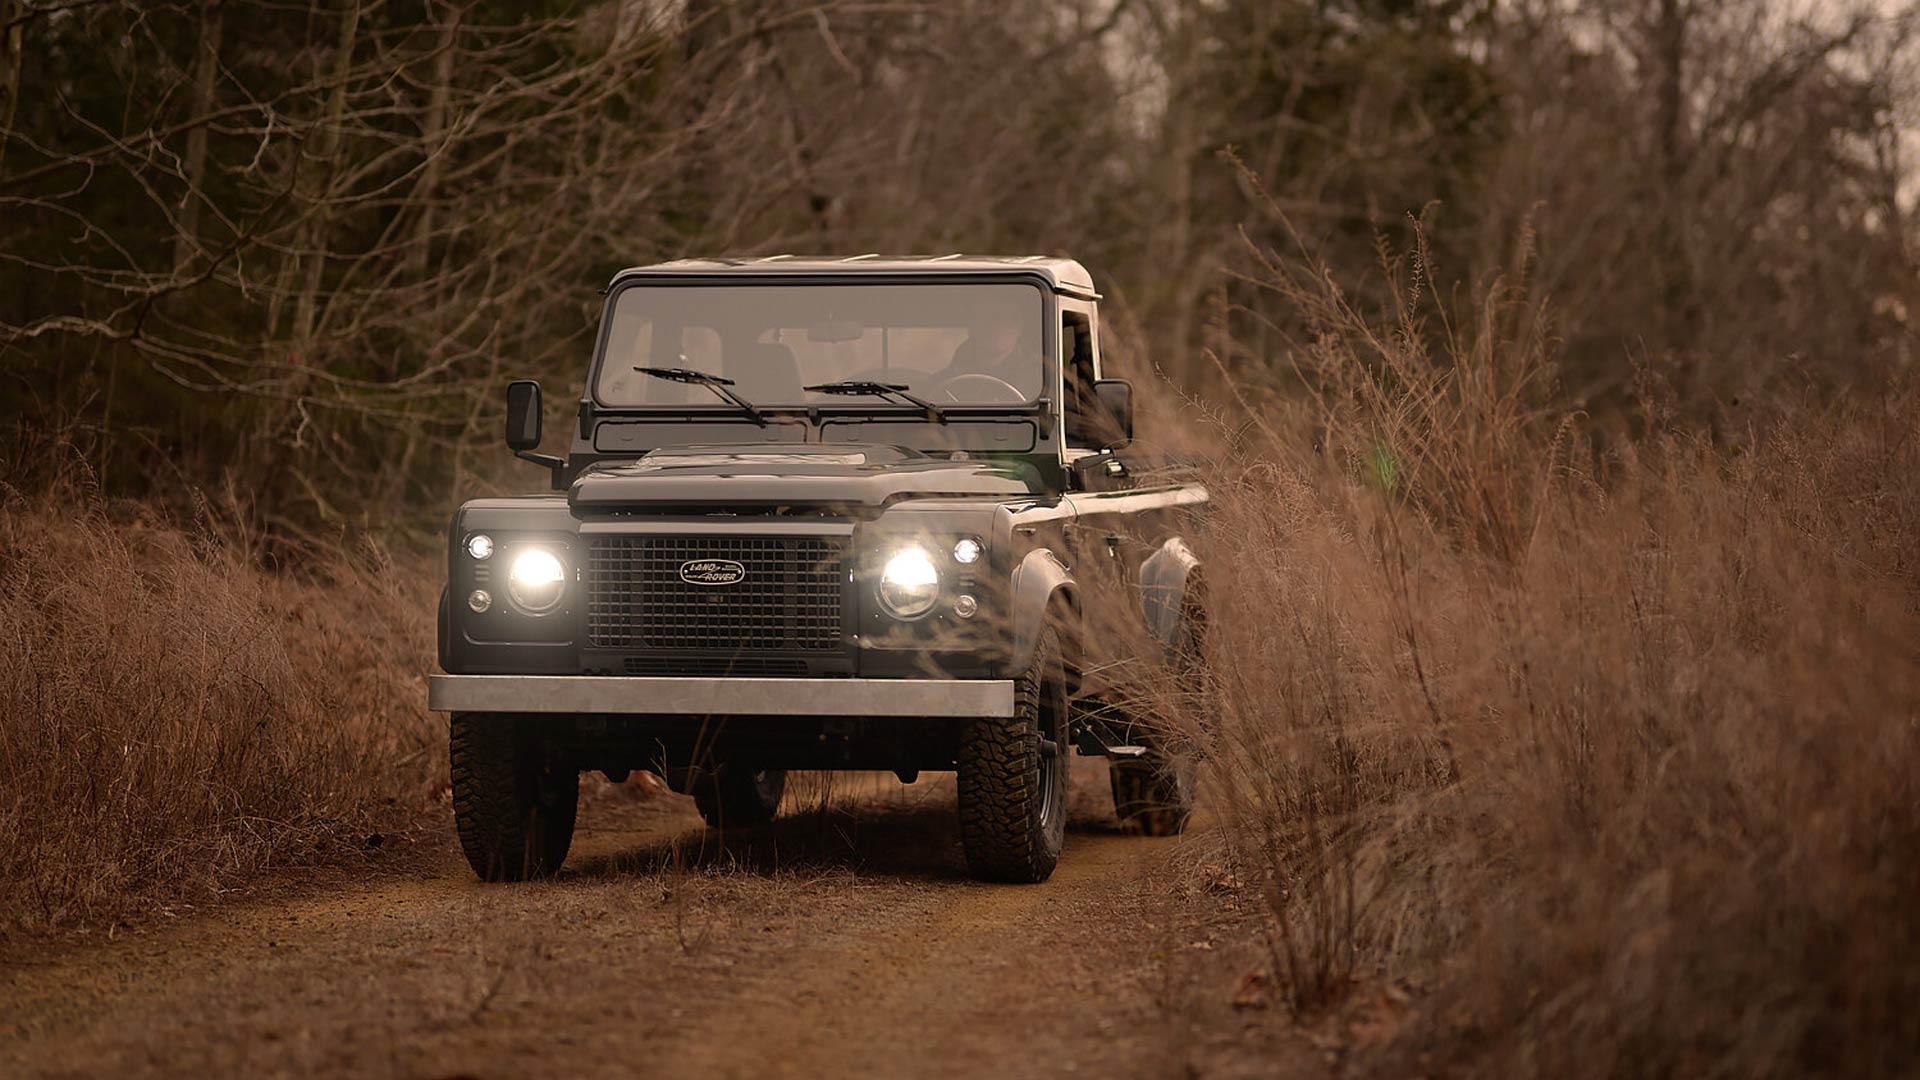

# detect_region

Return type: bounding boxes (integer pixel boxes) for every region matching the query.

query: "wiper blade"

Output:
[634,366,768,426]
[636,365,736,386]
[803,379,947,423]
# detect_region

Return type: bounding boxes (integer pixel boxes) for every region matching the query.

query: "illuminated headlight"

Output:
[952,537,983,565]
[878,547,940,619]
[466,533,493,560]
[507,548,567,615]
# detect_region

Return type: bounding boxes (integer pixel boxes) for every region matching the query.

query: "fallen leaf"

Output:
[1231,969,1273,1010]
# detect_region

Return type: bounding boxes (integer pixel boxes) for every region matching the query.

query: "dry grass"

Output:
[1177,230,1920,1075]
[0,481,441,939]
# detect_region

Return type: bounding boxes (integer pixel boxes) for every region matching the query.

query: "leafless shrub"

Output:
[0,470,440,937]
[1186,225,1920,1073]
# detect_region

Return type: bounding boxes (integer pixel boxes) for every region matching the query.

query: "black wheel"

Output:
[1110,751,1194,835]
[691,766,787,829]
[957,622,1069,883]
[1111,590,1204,836]
[449,713,578,882]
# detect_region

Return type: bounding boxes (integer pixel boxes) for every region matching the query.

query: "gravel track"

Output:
[0,763,1306,1079]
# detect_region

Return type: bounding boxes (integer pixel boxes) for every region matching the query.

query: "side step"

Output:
[1069,697,1150,759]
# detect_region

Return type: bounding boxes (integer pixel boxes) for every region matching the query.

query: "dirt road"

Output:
[0,762,1308,1080]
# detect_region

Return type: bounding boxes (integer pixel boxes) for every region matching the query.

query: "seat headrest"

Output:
[730,341,804,401]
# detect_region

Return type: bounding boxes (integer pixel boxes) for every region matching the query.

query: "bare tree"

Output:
[0,0,1914,516]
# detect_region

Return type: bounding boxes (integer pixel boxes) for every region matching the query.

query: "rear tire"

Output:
[958,623,1069,883]
[691,767,787,829]
[449,713,578,882]
[1110,751,1194,836]
[1111,590,1204,836]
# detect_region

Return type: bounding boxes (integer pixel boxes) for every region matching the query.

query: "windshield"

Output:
[594,282,1047,409]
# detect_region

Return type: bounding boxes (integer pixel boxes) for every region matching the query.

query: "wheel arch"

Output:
[1140,536,1203,661]
[1010,548,1082,694]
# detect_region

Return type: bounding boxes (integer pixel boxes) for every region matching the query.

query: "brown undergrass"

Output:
[0,481,441,939]
[1178,232,1920,1075]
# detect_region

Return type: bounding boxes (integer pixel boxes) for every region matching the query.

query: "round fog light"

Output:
[953,594,978,618]
[952,537,983,565]
[467,589,492,613]
[466,533,494,560]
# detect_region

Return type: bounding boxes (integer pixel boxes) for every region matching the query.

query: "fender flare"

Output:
[1009,548,1080,689]
[1140,537,1202,660]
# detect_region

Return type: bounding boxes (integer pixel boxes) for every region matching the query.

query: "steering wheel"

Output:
[932,373,1026,404]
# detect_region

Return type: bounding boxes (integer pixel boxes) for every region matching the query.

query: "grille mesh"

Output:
[620,656,810,676]
[586,535,846,651]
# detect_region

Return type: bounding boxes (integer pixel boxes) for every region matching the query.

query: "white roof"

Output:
[610,255,1098,297]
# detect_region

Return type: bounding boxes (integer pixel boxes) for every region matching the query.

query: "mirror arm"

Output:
[1069,447,1129,490]
[514,450,568,490]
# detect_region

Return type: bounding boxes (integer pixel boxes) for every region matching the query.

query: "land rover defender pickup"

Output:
[428,256,1209,884]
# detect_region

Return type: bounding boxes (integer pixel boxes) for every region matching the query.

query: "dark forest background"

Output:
[3,0,1915,530]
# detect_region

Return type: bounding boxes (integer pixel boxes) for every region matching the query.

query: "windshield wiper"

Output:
[634,366,768,426]
[803,379,947,423]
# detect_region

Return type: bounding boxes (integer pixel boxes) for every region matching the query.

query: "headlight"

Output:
[878,547,940,619]
[507,547,567,614]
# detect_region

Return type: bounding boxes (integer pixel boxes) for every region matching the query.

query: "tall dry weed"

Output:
[1187,227,1920,1074]
[0,480,441,938]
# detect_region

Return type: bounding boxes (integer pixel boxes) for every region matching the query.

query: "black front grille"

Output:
[620,656,811,676]
[586,535,847,651]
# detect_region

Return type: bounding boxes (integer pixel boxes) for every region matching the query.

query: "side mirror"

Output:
[1092,378,1133,449]
[506,380,543,451]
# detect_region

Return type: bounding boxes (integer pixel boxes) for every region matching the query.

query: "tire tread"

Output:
[957,624,1065,883]
[449,713,576,882]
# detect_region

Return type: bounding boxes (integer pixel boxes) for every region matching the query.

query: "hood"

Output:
[569,444,1041,513]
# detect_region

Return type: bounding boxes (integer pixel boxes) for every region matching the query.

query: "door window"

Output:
[1061,310,1100,447]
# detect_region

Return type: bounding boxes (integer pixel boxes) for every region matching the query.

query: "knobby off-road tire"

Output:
[957,623,1069,883]
[1110,753,1195,836]
[691,767,787,829]
[1110,592,1205,836]
[449,713,578,882]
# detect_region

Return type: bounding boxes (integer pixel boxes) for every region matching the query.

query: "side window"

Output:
[1061,310,1100,447]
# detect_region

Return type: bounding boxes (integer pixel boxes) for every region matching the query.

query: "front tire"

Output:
[957,623,1069,883]
[449,713,578,882]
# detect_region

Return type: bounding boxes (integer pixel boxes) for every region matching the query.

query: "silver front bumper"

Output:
[427,675,1016,718]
